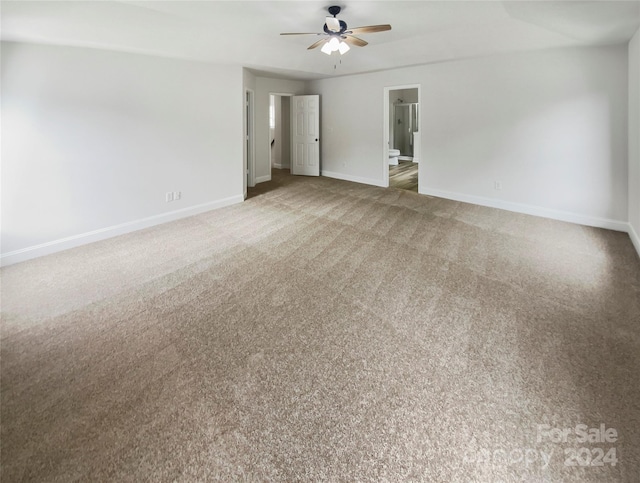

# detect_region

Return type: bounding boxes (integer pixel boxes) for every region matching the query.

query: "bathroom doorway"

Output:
[383,85,421,192]
[394,102,419,159]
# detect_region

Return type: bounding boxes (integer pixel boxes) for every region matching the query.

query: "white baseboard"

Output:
[255,175,272,184]
[418,187,629,232]
[272,163,290,170]
[628,223,640,259]
[322,170,387,188]
[0,195,244,267]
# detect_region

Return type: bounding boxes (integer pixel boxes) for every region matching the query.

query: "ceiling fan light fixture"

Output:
[321,37,349,56]
[281,5,390,56]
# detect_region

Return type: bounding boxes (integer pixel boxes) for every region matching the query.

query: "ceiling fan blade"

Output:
[325,16,341,32]
[347,24,392,35]
[343,35,368,47]
[280,32,321,36]
[307,38,328,50]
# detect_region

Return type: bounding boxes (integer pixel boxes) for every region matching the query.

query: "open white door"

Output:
[291,95,320,176]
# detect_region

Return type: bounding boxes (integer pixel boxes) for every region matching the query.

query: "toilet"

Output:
[389,149,400,166]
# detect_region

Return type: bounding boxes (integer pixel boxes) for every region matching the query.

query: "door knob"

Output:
[315,138,318,142]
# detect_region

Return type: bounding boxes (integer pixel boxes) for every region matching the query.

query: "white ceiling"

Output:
[2,1,639,80]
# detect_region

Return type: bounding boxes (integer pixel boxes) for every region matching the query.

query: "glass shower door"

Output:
[394,104,412,157]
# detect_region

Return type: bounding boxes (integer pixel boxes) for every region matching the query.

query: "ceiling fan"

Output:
[280,5,391,55]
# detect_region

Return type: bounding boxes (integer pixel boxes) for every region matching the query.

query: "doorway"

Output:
[383,85,421,192]
[245,88,255,194]
[269,93,293,174]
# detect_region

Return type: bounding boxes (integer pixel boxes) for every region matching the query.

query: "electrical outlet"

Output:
[494,181,502,191]
[166,192,173,202]
[174,191,181,200]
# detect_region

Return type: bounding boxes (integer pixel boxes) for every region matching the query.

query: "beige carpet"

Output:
[2,169,639,481]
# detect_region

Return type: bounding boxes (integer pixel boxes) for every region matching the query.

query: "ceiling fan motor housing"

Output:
[324,20,347,35]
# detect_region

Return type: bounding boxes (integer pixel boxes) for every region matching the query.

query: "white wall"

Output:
[629,29,640,255]
[310,45,629,229]
[309,71,389,187]
[254,76,305,182]
[1,42,244,265]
